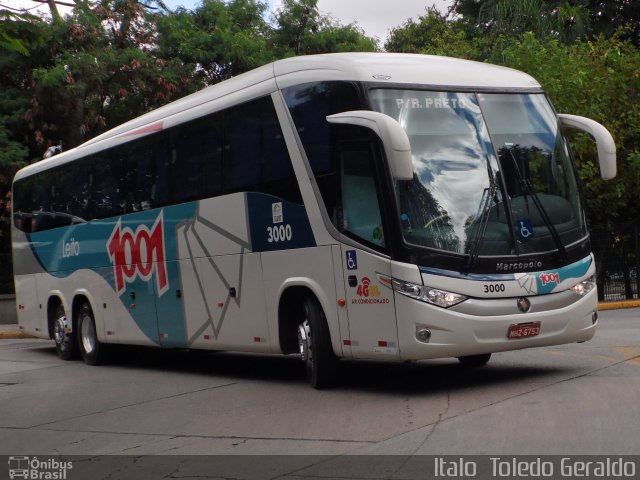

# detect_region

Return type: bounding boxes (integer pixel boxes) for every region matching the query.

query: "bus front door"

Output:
[340,247,398,360]
[335,137,399,360]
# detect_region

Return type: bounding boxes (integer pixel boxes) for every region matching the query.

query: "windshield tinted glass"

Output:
[369,89,586,257]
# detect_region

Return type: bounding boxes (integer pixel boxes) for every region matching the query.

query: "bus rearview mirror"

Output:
[558,113,617,180]
[327,110,414,181]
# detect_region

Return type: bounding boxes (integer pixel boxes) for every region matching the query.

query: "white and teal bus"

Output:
[12,53,616,388]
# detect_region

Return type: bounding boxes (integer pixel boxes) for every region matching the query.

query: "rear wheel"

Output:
[458,353,492,367]
[53,304,78,360]
[77,303,105,365]
[297,296,337,389]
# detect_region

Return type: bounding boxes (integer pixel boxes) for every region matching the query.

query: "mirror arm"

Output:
[327,110,414,180]
[558,113,616,180]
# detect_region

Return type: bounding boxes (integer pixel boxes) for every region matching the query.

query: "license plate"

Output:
[508,321,541,339]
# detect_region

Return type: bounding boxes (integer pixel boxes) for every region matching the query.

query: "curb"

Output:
[0,331,36,339]
[598,300,640,311]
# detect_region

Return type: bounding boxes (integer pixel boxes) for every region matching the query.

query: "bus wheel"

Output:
[53,304,78,360]
[458,353,491,367]
[78,303,104,365]
[297,297,337,389]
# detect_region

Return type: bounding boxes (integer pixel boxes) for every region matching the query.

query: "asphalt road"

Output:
[0,309,639,477]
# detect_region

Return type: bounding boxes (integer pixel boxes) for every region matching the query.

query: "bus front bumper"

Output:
[395,288,598,361]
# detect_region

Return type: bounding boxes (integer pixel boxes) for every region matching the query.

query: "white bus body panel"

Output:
[261,246,343,356]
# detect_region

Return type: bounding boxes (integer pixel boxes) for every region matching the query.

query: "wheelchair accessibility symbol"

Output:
[346,250,358,270]
[518,219,534,240]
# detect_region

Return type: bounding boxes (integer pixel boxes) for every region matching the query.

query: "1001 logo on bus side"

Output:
[107,211,168,296]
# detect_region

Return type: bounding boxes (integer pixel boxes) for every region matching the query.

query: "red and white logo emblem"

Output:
[107,211,168,296]
[539,272,560,286]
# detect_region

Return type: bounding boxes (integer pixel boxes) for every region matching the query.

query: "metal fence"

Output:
[591,219,640,302]
[0,253,12,295]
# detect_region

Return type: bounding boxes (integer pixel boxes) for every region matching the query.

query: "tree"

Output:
[453,0,591,43]
[587,0,640,46]
[385,8,482,59]
[156,0,274,85]
[452,0,640,45]
[272,0,377,56]
[1,1,195,159]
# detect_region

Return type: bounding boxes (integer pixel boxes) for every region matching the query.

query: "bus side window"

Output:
[223,97,301,203]
[12,178,35,232]
[91,152,125,219]
[151,136,172,208]
[172,123,204,204]
[128,141,156,212]
[62,163,90,220]
[200,117,223,199]
[225,110,261,191]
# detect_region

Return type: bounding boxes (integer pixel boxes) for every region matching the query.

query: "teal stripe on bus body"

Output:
[26,194,315,345]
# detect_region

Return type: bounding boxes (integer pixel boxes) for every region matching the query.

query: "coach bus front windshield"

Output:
[369,89,587,262]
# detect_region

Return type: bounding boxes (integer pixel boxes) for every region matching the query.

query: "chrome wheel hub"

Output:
[80,313,96,354]
[54,315,67,347]
[297,320,311,363]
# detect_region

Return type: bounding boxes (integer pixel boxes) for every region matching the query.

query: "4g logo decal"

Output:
[107,211,168,296]
[357,277,380,298]
[353,277,389,305]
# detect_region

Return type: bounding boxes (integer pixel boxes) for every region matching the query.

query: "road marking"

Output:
[614,346,640,366]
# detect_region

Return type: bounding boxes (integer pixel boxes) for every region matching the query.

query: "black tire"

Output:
[297,296,338,389]
[458,353,492,368]
[77,302,105,365]
[53,303,78,360]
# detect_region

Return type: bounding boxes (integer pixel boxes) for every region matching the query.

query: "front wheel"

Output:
[297,297,337,389]
[458,353,492,368]
[77,303,105,365]
[53,304,78,360]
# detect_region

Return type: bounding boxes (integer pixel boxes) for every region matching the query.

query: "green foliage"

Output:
[272,0,376,56]
[474,0,591,43]
[500,33,640,224]
[385,8,483,59]
[0,11,30,56]
[156,0,274,85]
[452,0,640,45]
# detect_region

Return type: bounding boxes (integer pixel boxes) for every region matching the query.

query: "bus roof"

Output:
[14,53,542,182]
[272,52,541,89]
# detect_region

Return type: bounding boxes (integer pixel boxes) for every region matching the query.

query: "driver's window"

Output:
[340,147,385,247]
[283,81,387,251]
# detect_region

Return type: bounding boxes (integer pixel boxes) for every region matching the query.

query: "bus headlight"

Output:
[570,275,596,296]
[378,274,467,308]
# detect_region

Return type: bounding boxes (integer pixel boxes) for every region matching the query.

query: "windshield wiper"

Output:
[464,159,499,271]
[505,146,568,263]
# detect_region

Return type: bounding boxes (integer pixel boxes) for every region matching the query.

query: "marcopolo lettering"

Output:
[107,211,168,296]
[496,261,543,272]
